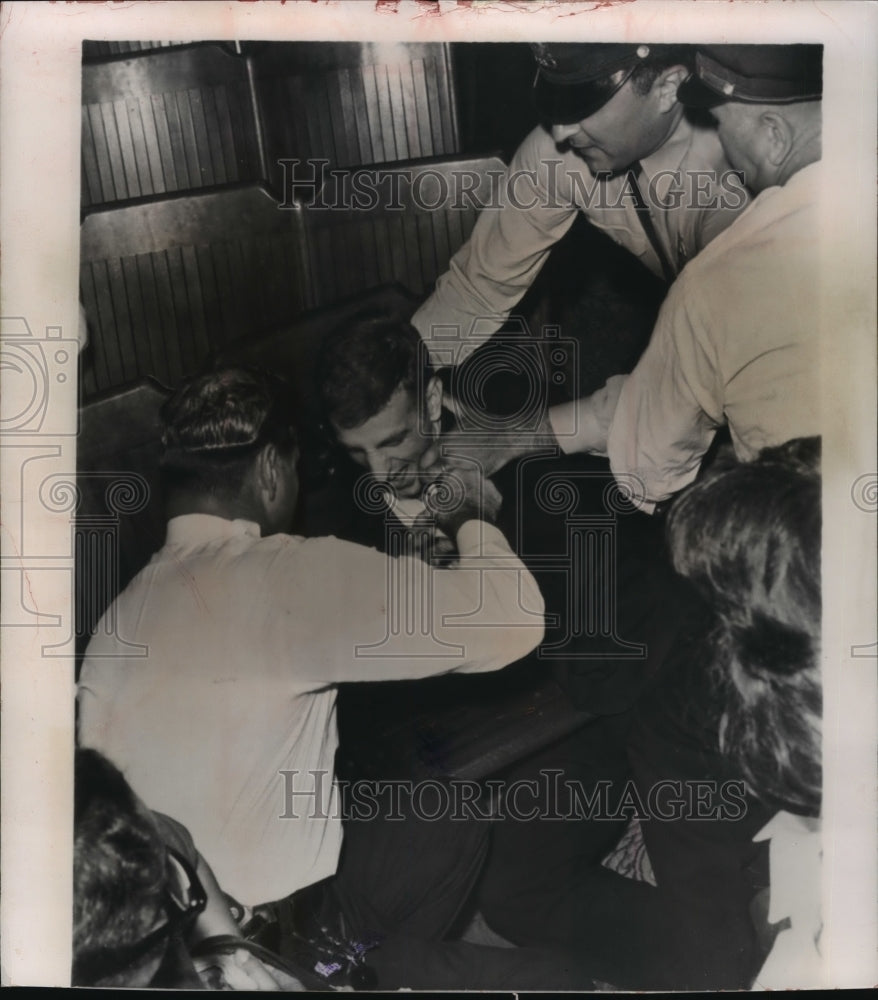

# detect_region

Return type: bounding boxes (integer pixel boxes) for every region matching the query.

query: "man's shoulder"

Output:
[680,164,818,282]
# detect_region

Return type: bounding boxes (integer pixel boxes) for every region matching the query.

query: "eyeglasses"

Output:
[72,846,207,986]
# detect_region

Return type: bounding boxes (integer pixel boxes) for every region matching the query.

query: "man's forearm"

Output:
[547,375,627,457]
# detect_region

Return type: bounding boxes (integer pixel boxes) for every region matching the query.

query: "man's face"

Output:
[334,381,442,499]
[549,76,671,174]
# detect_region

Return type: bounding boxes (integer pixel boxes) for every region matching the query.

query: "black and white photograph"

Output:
[1,0,876,992]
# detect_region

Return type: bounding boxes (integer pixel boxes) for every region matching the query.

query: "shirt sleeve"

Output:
[268,521,545,684]
[606,270,722,507]
[411,127,579,364]
[548,375,627,456]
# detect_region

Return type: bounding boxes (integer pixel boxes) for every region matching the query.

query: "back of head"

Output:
[73,748,168,986]
[160,367,298,499]
[317,312,429,431]
[666,437,822,815]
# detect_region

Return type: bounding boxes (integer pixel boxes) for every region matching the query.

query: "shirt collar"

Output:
[165,513,262,548]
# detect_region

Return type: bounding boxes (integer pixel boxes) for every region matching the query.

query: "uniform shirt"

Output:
[606,160,822,506]
[78,514,544,906]
[412,115,747,360]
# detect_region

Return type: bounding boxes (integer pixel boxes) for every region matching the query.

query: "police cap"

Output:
[531,43,655,125]
[677,44,823,108]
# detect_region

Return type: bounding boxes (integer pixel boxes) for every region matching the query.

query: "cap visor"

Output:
[677,73,728,109]
[534,75,625,126]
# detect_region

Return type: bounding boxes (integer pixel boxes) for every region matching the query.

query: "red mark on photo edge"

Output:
[556,0,640,14]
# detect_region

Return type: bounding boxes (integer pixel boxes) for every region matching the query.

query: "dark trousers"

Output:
[477,716,632,939]
[326,776,594,990]
[475,715,679,990]
[624,689,773,990]
[332,778,489,942]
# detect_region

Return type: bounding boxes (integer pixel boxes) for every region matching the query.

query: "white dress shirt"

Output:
[78,514,544,905]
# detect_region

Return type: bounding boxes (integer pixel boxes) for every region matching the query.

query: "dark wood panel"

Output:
[253,42,460,193]
[80,185,309,395]
[81,45,262,208]
[300,155,504,307]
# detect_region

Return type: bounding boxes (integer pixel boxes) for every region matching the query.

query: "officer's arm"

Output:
[412,128,578,366]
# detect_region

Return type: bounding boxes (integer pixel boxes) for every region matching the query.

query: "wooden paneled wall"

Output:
[252,42,459,186]
[81,44,263,208]
[79,185,309,396]
[302,156,505,306]
[79,41,466,397]
[81,41,460,211]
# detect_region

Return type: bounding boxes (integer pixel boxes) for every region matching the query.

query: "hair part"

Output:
[317,312,431,431]
[666,437,822,815]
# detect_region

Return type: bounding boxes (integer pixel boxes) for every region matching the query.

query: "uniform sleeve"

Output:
[267,522,545,684]
[606,270,723,507]
[411,127,579,363]
[547,375,627,457]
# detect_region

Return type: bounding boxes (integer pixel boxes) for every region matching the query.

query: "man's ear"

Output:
[425,373,444,424]
[656,65,689,113]
[759,110,795,166]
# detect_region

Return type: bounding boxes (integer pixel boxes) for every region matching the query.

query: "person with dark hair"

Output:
[76,366,618,990]
[619,436,823,989]
[666,436,822,817]
[412,43,748,365]
[73,747,290,989]
[666,438,824,989]
[317,313,443,509]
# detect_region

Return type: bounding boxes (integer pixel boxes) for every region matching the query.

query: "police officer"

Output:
[412,43,749,362]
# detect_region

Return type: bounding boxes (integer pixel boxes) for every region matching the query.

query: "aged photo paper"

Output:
[1,0,876,990]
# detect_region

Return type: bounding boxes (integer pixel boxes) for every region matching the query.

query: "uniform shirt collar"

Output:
[165,513,262,547]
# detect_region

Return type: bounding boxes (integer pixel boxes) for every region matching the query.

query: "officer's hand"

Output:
[424,464,502,537]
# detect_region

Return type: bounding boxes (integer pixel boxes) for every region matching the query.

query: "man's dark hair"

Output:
[317,312,431,430]
[73,748,168,986]
[629,44,694,95]
[666,437,822,816]
[159,367,298,497]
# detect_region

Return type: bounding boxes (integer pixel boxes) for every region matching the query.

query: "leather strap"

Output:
[627,163,676,283]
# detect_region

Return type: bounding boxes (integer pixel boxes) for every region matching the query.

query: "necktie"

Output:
[627,162,676,283]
